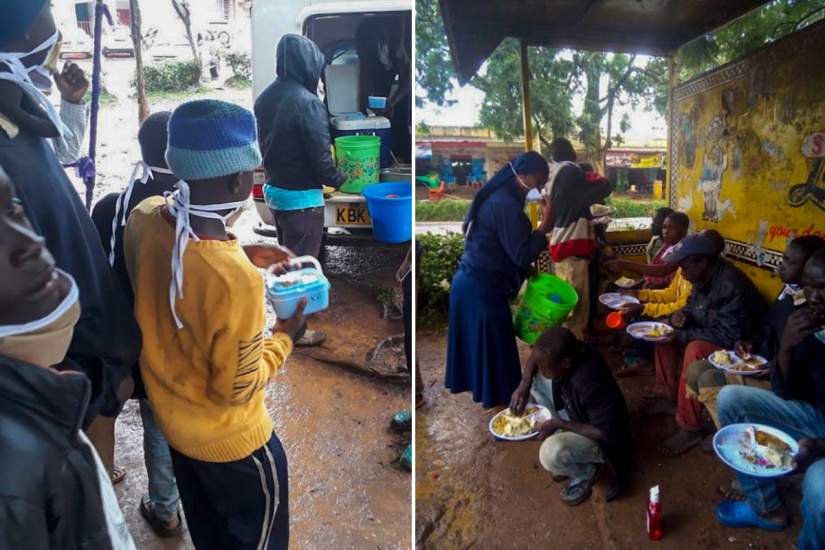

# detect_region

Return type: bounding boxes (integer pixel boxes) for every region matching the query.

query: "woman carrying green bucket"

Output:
[445,152,553,408]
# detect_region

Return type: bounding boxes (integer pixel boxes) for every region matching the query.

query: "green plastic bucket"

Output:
[335,135,381,194]
[513,274,579,344]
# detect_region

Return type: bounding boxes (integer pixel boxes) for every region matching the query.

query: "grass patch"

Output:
[145,85,209,101]
[82,88,117,106]
[224,75,252,89]
[606,197,666,218]
[416,199,470,222]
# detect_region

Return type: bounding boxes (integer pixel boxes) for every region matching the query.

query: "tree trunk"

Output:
[171,0,201,67]
[582,57,602,166]
[129,0,150,123]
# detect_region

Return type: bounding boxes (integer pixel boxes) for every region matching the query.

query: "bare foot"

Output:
[641,395,675,417]
[718,479,747,501]
[659,430,703,457]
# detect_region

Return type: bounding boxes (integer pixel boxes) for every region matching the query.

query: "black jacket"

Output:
[554,343,633,481]
[254,34,346,191]
[0,92,141,425]
[678,259,765,349]
[0,356,114,550]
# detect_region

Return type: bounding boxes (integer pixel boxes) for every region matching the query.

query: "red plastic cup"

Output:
[606,311,626,330]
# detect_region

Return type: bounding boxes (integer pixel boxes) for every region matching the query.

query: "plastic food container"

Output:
[368,96,387,109]
[265,256,330,319]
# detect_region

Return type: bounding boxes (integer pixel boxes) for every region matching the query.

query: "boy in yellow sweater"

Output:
[124,100,304,550]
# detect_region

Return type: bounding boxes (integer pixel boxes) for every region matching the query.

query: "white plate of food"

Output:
[626,321,674,342]
[713,423,797,477]
[708,350,769,376]
[614,276,643,289]
[489,405,552,441]
[599,292,641,310]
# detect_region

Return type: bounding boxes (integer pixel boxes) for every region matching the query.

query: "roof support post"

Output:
[665,55,676,206]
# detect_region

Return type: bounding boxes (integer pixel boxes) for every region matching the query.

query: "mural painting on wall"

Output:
[670,20,825,296]
[788,132,825,211]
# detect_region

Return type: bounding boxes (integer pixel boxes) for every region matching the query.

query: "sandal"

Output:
[715,501,787,532]
[295,329,327,347]
[139,495,183,538]
[111,465,127,485]
[390,410,412,433]
[560,468,599,506]
[399,444,412,471]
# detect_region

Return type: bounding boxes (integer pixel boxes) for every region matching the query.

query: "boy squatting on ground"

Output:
[124,99,306,550]
[0,167,136,549]
[509,327,632,506]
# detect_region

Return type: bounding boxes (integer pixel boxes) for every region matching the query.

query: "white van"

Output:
[251,0,412,245]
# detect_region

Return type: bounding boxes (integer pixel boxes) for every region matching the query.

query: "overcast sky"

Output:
[417,53,668,145]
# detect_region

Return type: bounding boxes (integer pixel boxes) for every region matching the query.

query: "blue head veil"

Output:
[462,150,548,235]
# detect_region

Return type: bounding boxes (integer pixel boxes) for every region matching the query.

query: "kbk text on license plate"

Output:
[336,205,371,225]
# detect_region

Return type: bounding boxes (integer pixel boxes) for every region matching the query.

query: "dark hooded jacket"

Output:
[254,34,346,191]
[0,355,114,550]
[0,87,140,425]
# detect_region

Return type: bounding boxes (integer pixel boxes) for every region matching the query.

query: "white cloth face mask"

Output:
[109,161,175,265]
[0,31,65,137]
[167,179,251,329]
[510,162,532,192]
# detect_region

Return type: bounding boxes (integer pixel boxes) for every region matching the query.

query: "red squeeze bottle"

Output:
[647,485,663,541]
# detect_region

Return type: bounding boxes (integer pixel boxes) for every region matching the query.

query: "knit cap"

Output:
[165,100,262,181]
[0,0,47,46]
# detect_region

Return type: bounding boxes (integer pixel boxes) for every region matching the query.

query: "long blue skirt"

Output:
[445,268,522,408]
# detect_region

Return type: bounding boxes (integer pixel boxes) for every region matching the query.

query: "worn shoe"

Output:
[295,329,327,347]
[715,501,787,532]
[140,495,183,538]
[390,410,412,433]
[400,444,412,471]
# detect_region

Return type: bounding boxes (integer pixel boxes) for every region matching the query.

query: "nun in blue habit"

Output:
[445,151,553,408]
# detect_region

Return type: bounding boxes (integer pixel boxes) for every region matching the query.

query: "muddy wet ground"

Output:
[415,330,801,549]
[64,59,411,548]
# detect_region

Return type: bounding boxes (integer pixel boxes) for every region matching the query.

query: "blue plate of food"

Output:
[713,423,798,478]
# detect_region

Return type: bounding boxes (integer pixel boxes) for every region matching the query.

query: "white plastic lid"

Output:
[325,63,360,115]
[649,485,659,503]
[331,116,391,131]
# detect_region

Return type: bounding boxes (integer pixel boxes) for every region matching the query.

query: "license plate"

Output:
[335,204,371,226]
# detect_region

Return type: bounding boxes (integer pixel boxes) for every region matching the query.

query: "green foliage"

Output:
[225,75,251,89]
[140,61,201,93]
[606,197,667,218]
[677,0,825,82]
[417,233,464,326]
[415,199,470,221]
[225,51,252,80]
[82,87,117,106]
[415,0,456,108]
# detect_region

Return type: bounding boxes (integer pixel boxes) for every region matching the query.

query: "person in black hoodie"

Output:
[0,0,140,472]
[0,167,136,549]
[254,34,346,347]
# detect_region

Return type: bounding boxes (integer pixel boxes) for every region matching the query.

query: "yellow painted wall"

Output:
[669,21,825,301]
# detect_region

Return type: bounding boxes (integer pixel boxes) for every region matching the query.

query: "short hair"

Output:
[666,211,690,231]
[701,229,725,256]
[138,111,171,168]
[533,327,577,361]
[549,138,576,162]
[654,207,674,221]
[789,235,825,260]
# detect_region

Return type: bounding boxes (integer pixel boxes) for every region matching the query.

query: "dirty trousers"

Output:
[653,339,721,407]
[553,257,590,341]
[718,386,825,550]
[684,360,771,429]
[539,431,604,485]
[170,434,289,550]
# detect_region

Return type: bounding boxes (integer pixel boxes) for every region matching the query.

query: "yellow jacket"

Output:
[637,267,692,319]
[124,197,293,462]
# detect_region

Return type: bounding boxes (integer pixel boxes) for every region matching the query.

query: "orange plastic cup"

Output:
[606,311,626,330]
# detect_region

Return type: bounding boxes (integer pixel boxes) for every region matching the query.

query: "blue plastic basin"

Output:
[362,182,412,244]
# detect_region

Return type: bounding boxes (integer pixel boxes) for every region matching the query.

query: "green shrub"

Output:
[415,199,470,222]
[606,197,667,218]
[417,233,464,327]
[225,51,251,80]
[140,61,201,93]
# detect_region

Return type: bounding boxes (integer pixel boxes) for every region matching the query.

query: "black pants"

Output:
[170,434,289,550]
[273,207,324,258]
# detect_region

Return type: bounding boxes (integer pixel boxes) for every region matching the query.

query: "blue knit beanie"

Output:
[166,100,262,181]
[0,0,48,46]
